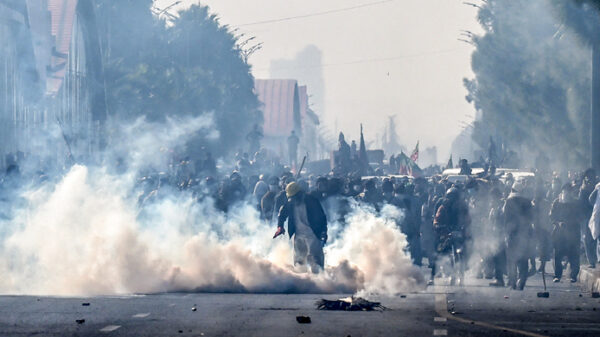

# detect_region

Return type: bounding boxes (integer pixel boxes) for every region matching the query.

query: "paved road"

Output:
[1,271,599,336]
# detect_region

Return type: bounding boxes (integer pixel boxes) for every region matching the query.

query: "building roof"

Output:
[254,79,300,137]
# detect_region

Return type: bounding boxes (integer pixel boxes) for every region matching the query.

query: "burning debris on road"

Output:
[316,297,386,311]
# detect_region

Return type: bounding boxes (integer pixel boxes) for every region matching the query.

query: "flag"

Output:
[447,155,453,169]
[397,151,423,177]
[359,124,369,174]
[410,141,419,162]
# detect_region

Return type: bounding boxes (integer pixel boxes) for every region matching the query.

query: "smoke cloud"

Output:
[0,117,423,297]
[465,0,592,169]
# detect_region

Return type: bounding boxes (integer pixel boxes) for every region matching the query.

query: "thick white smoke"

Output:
[326,203,425,296]
[0,117,424,296]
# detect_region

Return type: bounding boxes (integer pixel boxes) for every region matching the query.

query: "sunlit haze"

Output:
[156,0,482,160]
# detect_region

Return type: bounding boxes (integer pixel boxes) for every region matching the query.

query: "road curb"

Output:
[578,266,600,293]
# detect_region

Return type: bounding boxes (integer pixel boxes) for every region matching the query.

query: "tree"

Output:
[165,5,261,153]
[552,0,600,45]
[94,1,261,155]
[464,0,591,168]
[552,0,600,169]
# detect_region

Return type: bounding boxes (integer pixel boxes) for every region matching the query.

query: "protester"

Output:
[334,132,352,175]
[310,176,329,202]
[502,180,534,290]
[533,180,552,273]
[579,169,598,268]
[459,159,472,176]
[488,187,506,286]
[261,176,280,221]
[432,187,470,286]
[359,178,383,210]
[13,126,600,288]
[588,182,600,260]
[274,182,328,273]
[550,183,584,283]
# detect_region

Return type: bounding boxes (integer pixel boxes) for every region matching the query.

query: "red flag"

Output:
[410,141,419,162]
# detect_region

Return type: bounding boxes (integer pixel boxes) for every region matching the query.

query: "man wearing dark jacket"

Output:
[503,181,534,290]
[261,176,280,221]
[551,183,584,283]
[488,188,507,287]
[274,182,328,273]
[432,187,471,286]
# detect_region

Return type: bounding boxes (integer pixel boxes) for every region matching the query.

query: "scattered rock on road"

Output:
[296,316,311,324]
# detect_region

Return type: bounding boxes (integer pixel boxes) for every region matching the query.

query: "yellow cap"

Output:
[286,182,301,198]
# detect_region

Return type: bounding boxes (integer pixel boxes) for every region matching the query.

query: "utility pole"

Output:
[592,42,600,170]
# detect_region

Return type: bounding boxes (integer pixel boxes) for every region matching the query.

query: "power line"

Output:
[236,0,397,27]
[253,48,463,72]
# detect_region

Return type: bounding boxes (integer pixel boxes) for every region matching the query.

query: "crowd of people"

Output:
[138,131,600,291]
[132,128,600,288]
[2,131,600,290]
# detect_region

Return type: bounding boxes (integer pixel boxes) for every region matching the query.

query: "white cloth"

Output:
[293,202,322,271]
[589,183,600,240]
[253,181,268,202]
[294,202,312,237]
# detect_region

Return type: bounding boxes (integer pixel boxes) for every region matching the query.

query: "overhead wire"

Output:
[236,0,397,27]
[253,48,464,72]
[233,1,468,73]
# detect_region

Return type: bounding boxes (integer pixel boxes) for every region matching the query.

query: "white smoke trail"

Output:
[327,203,425,296]
[0,116,424,296]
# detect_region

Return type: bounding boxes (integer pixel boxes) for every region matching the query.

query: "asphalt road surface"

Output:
[1,271,599,336]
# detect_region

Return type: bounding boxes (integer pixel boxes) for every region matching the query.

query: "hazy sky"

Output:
[155,0,482,160]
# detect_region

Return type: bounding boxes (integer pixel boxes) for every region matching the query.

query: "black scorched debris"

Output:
[316,297,386,311]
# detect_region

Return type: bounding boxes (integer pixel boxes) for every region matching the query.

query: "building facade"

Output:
[0,0,106,168]
[254,79,321,164]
